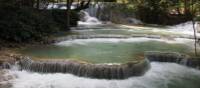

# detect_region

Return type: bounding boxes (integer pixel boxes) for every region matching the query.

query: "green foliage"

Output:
[133,0,169,24]
[51,10,79,29]
[196,16,200,21]
[0,7,58,42]
[94,0,116,2]
[0,1,79,43]
[129,0,198,25]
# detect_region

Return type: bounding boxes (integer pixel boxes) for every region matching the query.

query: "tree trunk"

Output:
[36,0,40,9]
[75,0,91,11]
[192,19,198,56]
[66,0,71,29]
[191,0,198,56]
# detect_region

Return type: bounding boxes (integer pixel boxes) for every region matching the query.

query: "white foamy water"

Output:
[55,38,194,47]
[8,62,200,88]
[168,22,196,32]
[168,21,200,36]
[79,11,102,25]
[120,21,200,37]
[78,21,102,25]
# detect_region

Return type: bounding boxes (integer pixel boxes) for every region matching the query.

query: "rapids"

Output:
[7,62,200,88]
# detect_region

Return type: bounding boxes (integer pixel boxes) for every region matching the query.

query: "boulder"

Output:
[0,70,15,88]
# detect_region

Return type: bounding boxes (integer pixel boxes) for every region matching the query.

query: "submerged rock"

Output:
[17,57,150,79]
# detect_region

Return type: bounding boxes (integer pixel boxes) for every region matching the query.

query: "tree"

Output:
[75,0,91,11]
[66,0,71,29]
[191,0,198,56]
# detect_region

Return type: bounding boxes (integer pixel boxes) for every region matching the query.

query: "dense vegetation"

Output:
[0,0,199,45]
[0,0,80,44]
[0,5,56,43]
[115,0,200,25]
[91,0,200,25]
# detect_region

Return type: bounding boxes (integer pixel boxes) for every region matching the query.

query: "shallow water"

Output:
[19,38,195,63]
[17,22,200,63]
[73,25,179,36]
[9,62,200,88]
[10,21,200,88]
[75,21,200,36]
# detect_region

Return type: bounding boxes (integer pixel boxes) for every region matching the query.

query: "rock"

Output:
[0,69,15,88]
[0,53,23,69]
[0,58,15,69]
[0,83,12,88]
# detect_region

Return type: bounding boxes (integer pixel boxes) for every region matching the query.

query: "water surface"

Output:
[10,62,200,88]
[19,38,195,63]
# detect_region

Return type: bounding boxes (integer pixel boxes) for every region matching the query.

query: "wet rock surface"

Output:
[0,54,20,69]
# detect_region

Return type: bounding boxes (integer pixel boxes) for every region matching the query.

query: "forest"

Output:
[0,0,199,44]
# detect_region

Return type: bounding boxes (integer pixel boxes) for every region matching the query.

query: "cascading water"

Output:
[79,11,101,25]
[1,9,200,87]
[15,57,150,79]
[84,3,99,18]
[168,21,200,36]
[2,62,200,88]
[82,2,142,25]
[0,1,200,88]
[145,51,200,69]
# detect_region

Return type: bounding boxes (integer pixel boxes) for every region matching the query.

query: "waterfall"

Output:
[1,62,11,69]
[84,3,99,18]
[6,62,200,88]
[15,57,150,79]
[81,2,142,25]
[79,11,101,24]
[145,51,200,70]
[168,21,200,36]
[47,3,77,9]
